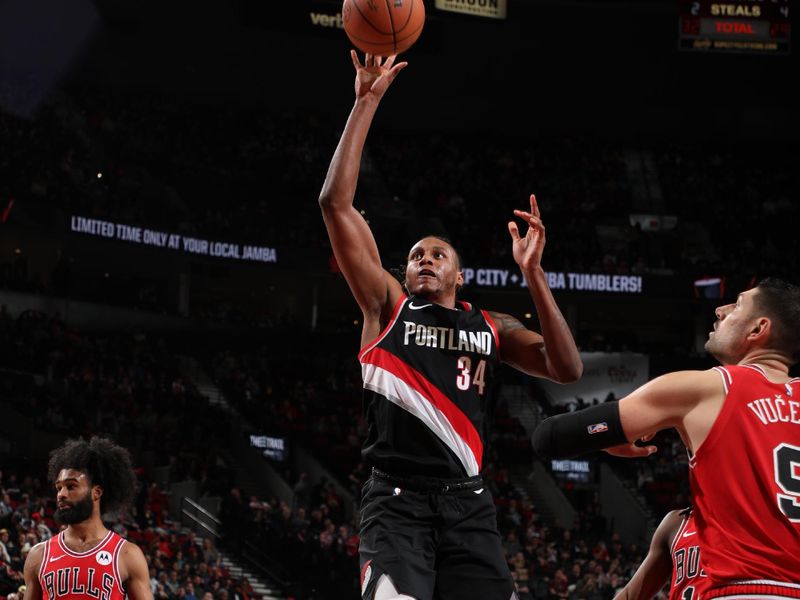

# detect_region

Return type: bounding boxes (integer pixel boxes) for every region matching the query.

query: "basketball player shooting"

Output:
[533,278,800,598]
[319,51,583,600]
[23,436,152,600]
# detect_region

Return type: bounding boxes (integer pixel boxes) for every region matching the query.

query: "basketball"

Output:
[342,0,425,57]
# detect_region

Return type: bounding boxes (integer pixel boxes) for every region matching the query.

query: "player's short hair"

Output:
[406,235,463,271]
[47,436,137,515]
[754,277,800,364]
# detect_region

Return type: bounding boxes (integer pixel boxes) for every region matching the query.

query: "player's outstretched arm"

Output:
[319,52,406,337]
[533,368,721,458]
[120,542,154,600]
[492,194,582,383]
[22,543,44,600]
[613,510,683,600]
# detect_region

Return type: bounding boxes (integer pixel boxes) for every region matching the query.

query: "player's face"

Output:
[405,237,464,301]
[705,289,759,363]
[54,469,98,525]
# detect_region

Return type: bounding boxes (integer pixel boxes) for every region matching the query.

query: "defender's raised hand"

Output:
[508,194,546,271]
[351,51,407,101]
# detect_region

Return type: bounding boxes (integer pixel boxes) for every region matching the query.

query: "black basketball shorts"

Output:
[358,469,517,600]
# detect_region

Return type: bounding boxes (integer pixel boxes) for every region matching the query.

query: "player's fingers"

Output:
[351,50,362,69]
[513,209,531,220]
[640,433,655,442]
[526,215,544,233]
[507,221,521,242]
[384,54,397,69]
[388,62,408,78]
[365,52,373,67]
[637,444,658,456]
[530,194,541,218]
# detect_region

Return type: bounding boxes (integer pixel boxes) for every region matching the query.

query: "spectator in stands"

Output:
[201,537,220,567]
[291,472,312,512]
[0,529,11,564]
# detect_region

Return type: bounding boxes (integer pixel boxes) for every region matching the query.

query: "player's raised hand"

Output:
[351,51,407,101]
[508,194,546,272]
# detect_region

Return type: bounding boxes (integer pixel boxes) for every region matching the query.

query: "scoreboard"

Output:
[679,0,791,54]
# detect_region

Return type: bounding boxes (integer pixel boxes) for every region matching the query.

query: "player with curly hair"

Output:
[22,436,152,600]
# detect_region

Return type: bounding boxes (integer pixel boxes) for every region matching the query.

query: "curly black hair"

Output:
[47,436,137,515]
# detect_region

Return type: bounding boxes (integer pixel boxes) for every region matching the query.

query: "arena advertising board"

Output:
[550,459,594,484]
[434,0,507,19]
[462,267,643,294]
[69,215,277,264]
[537,352,649,407]
[250,434,289,462]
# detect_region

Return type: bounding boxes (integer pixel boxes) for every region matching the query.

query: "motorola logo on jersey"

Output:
[96,551,112,566]
[403,321,492,356]
[42,568,115,600]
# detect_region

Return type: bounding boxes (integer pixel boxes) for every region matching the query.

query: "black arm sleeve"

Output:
[532,401,629,459]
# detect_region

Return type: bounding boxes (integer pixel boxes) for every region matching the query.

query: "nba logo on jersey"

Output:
[96,551,112,566]
[587,422,608,435]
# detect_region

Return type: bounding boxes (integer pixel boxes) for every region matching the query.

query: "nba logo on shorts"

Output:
[587,422,608,435]
[96,551,112,566]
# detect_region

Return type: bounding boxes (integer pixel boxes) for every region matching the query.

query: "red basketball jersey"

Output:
[38,530,127,600]
[669,510,710,600]
[690,364,800,598]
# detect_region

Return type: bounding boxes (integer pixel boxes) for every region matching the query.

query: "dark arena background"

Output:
[1,0,798,598]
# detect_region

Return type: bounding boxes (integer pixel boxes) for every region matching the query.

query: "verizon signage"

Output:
[435,0,507,19]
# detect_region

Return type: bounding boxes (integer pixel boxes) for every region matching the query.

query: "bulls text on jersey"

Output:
[42,568,115,600]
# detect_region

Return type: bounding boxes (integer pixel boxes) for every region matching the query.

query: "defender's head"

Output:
[705,277,800,366]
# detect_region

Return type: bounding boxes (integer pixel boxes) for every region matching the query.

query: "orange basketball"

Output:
[342,0,425,57]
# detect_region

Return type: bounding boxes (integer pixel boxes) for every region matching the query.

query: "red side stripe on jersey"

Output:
[38,540,50,581]
[481,310,500,353]
[112,536,125,590]
[361,346,483,474]
[670,513,690,554]
[714,366,732,393]
[358,295,408,361]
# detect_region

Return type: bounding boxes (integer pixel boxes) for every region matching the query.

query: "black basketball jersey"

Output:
[358,294,502,479]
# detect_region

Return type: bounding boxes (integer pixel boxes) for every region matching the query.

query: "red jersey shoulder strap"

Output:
[358,295,409,361]
[713,366,733,393]
[670,512,692,555]
[110,532,126,589]
[37,538,53,581]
